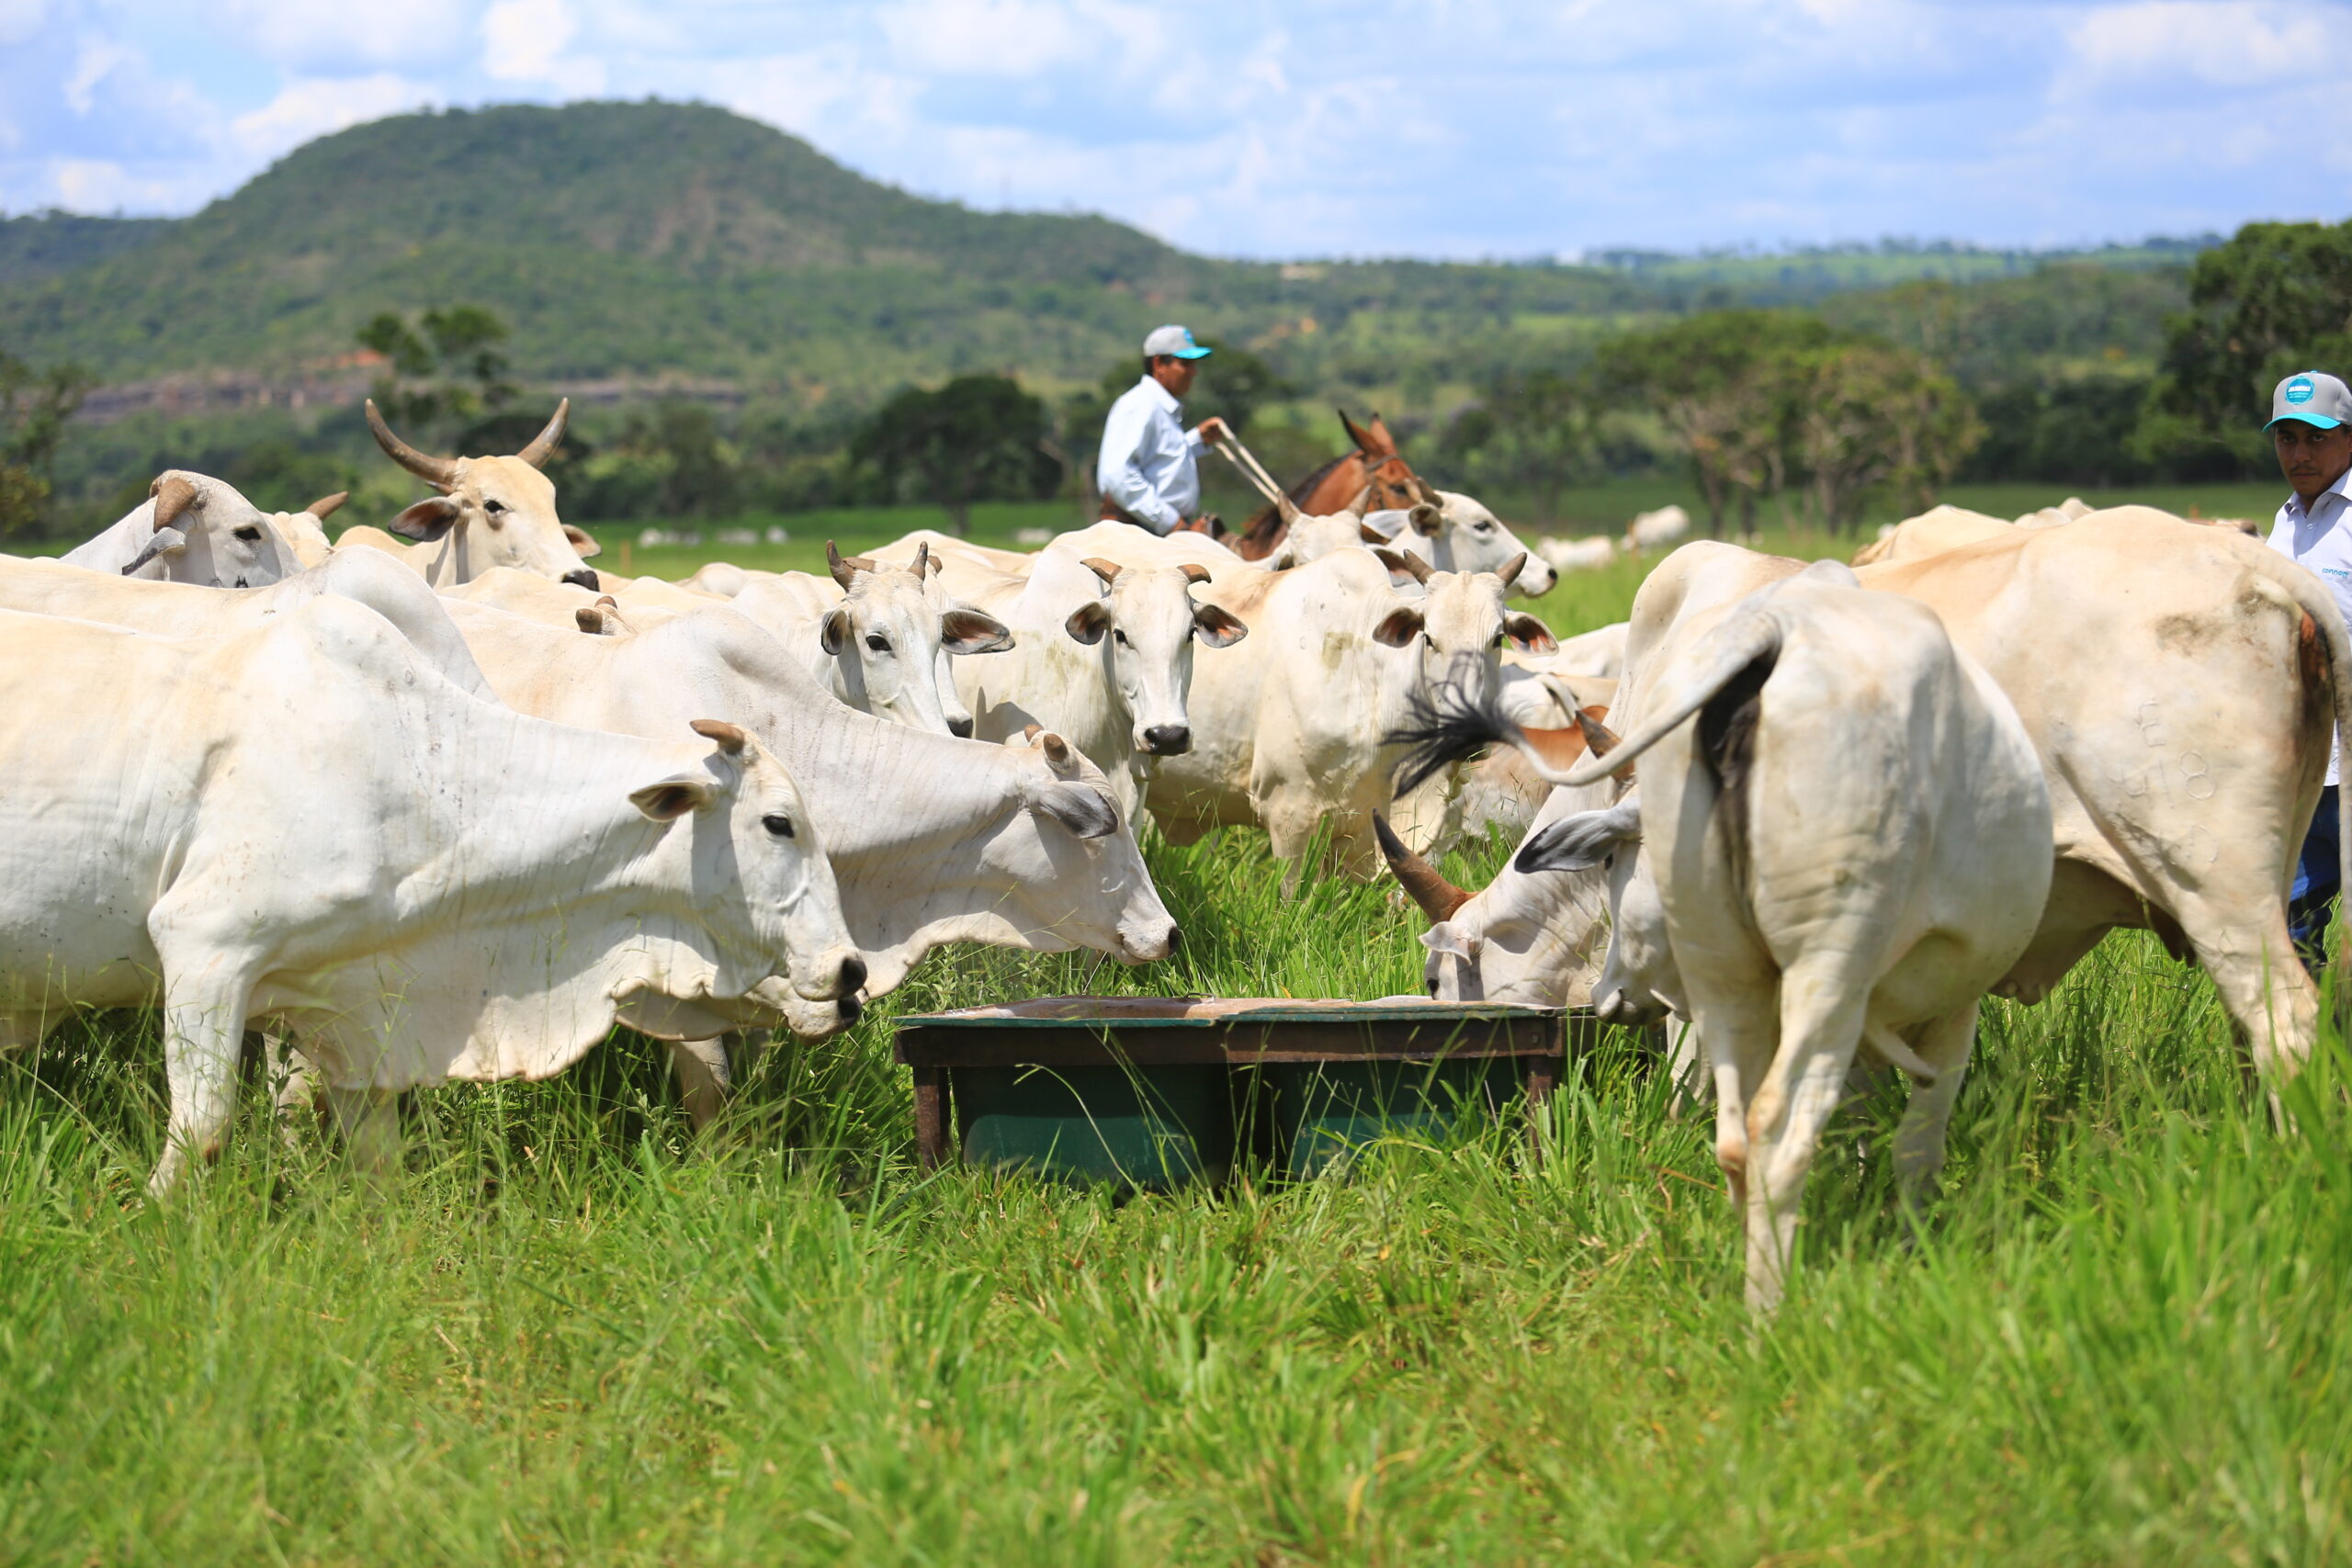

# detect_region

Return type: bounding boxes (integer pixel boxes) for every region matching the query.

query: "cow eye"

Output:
[762,814,796,839]
[1112,628,1129,646]
[484,498,507,514]
[232,525,262,542]
[1422,632,1436,649]
[865,634,890,652]
[1492,630,1508,649]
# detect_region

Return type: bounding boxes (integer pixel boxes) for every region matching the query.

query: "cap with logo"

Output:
[2267,370,2352,431]
[1143,324,1212,361]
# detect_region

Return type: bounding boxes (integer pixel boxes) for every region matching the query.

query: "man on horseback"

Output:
[1097,325,1228,535]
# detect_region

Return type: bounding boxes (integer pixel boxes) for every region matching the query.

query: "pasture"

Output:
[2,516,2344,1565]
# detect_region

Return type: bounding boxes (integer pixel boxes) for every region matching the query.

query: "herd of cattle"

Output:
[4,397,2338,1314]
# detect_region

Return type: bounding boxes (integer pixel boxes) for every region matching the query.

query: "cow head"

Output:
[1264,494,1387,570]
[121,471,303,589]
[268,491,346,570]
[1514,795,1680,1024]
[368,399,601,588]
[820,540,1012,735]
[1371,558,1556,716]
[629,717,865,1009]
[1361,491,1557,598]
[1062,557,1248,757]
[1001,728,1180,965]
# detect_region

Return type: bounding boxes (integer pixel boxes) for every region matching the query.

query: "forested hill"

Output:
[0,99,2200,408]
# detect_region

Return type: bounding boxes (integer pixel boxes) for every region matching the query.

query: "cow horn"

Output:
[910,541,930,581]
[1575,705,1620,756]
[514,399,571,468]
[1039,732,1074,769]
[690,718,748,754]
[1497,551,1528,587]
[1180,563,1212,585]
[365,399,459,486]
[1081,557,1121,587]
[150,474,198,531]
[304,491,348,520]
[1373,811,1470,922]
[1398,551,1433,584]
[826,540,864,590]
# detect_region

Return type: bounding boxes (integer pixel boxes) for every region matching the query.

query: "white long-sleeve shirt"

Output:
[2267,465,2352,784]
[1096,375,1203,535]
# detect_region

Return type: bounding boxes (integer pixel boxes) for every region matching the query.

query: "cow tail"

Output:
[2256,552,2352,955]
[1557,609,1785,787]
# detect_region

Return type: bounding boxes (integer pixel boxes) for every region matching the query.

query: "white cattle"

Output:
[1522,566,2052,1312]
[897,541,1248,817]
[336,400,604,588]
[0,596,862,1192]
[62,472,304,588]
[1537,535,1616,573]
[1543,620,1630,679]
[440,596,1177,1014]
[1624,504,1692,552]
[1849,504,2014,566]
[1144,548,1553,882]
[723,542,1012,736]
[0,547,500,700]
[2015,496,2095,528]
[1363,491,1558,596]
[268,491,346,570]
[442,566,682,637]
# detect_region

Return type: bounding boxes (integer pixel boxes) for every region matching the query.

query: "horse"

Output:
[1227,411,1436,561]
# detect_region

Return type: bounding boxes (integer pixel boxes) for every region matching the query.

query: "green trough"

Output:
[894,998,1589,1190]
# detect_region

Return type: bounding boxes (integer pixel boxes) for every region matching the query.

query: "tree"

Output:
[1193,340,1294,435]
[356,305,519,446]
[1596,311,1832,536]
[2146,220,2352,470]
[1438,369,1597,525]
[0,348,93,540]
[1789,339,1981,531]
[851,374,1062,536]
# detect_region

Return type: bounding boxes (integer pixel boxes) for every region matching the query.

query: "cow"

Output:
[1624,504,1692,553]
[0,595,863,1193]
[62,472,306,588]
[335,400,603,588]
[1850,505,2015,567]
[1143,547,1552,887]
[1537,535,1617,574]
[890,537,1249,818]
[0,547,501,701]
[1363,491,1558,597]
[268,491,347,569]
[1544,621,1630,679]
[1516,565,2052,1312]
[722,542,1013,736]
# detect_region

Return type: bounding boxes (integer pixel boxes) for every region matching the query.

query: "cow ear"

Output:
[563,525,603,558]
[1360,509,1408,542]
[1192,604,1249,649]
[941,607,1015,655]
[1409,502,1442,537]
[1504,612,1558,654]
[1064,600,1112,646]
[1369,547,1419,590]
[1027,780,1119,839]
[1419,920,1479,962]
[820,607,851,656]
[1514,804,1640,874]
[629,774,718,821]
[390,496,461,542]
[1373,606,1423,648]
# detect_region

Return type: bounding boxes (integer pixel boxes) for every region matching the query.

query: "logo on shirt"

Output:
[2288,376,2317,406]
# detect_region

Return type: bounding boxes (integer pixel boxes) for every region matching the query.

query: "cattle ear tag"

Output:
[629,775,716,821]
[1419,924,1477,961]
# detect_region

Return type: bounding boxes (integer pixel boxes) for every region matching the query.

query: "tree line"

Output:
[11,216,2352,541]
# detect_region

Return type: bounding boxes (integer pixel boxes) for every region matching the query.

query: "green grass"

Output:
[6,500,2346,1564]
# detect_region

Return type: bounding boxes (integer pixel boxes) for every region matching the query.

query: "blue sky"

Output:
[0,0,2344,259]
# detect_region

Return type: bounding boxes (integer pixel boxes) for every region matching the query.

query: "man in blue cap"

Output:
[2265,369,2352,955]
[1096,325,1228,535]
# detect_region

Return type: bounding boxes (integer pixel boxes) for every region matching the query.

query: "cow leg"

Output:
[2178,905,2317,1091]
[150,958,258,1195]
[323,1087,402,1179]
[1743,964,1870,1315]
[1888,1001,1981,1204]
[669,1036,734,1130]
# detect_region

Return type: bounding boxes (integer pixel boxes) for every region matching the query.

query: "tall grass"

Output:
[2,819,2346,1564]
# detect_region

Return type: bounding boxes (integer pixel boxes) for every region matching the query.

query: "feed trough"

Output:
[893,997,1597,1189]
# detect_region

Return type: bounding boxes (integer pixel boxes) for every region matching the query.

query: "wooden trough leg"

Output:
[1523,1054,1561,1168]
[912,1064,949,1171]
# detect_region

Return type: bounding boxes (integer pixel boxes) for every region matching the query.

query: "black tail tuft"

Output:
[1385,676,1512,796]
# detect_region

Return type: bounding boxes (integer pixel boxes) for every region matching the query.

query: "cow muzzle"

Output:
[947,716,975,739]
[562,569,601,592]
[1141,723,1192,756]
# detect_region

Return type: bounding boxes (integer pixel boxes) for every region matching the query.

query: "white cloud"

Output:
[2067,1,2347,89]
[219,0,472,73]
[877,0,1091,77]
[481,0,606,94]
[0,0,47,48]
[230,73,437,159]
[62,36,129,114]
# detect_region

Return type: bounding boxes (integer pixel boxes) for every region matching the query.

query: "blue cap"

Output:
[2267,371,2351,431]
[1143,324,1212,361]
